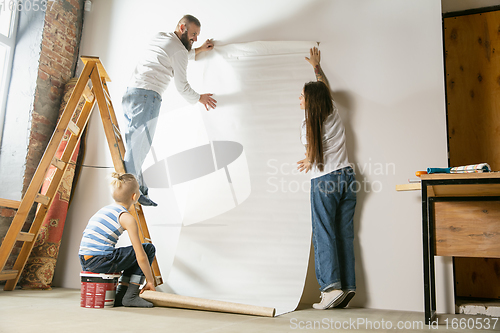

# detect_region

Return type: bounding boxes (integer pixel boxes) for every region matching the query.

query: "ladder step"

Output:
[0,269,18,281]
[112,124,122,140]
[17,232,35,242]
[103,88,112,103]
[0,198,21,209]
[82,85,94,103]
[34,193,51,206]
[67,121,80,136]
[155,275,163,285]
[51,157,66,170]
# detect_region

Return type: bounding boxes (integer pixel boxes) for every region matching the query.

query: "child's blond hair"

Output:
[110,172,139,203]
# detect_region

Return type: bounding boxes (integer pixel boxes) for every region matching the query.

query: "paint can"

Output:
[80,271,121,308]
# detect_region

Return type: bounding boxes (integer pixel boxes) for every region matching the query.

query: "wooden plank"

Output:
[140,291,276,317]
[434,201,500,257]
[16,232,35,242]
[455,257,500,299]
[51,157,65,170]
[432,184,500,197]
[132,203,163,286]
[0,270,18,281]
[420,174,500,196]
[395,183,421,191]
[102,81,126,159]
[67,120,80,136]
[34,194,50,206]
[444,12,500,171]
[81,56,111,82]
[420,173,500,180]
[90,70,124,171]
[0,198,20,209]
[82,85,94,103]
[444,9,500,307]
[427,186,436,197]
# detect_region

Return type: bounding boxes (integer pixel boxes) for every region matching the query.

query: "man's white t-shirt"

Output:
[128,32,200,104]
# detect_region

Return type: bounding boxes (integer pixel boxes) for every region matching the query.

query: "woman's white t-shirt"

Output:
[301,103,351,179]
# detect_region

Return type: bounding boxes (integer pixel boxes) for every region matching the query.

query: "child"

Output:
[79,172,156,307]
[297,47,357,309]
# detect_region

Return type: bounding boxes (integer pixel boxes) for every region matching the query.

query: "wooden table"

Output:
[418,173,500,324]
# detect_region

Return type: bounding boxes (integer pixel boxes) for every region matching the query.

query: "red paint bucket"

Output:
[80,272,121,308]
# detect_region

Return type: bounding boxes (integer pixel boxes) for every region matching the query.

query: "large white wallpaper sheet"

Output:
[136,41,317,315]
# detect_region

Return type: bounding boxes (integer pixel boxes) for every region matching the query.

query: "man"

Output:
[122,15,217,206]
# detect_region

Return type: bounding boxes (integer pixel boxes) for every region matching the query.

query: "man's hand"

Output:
[199,93,217,110]
[305,47,321,67]
[195,39,214,56]
[139,281,156,294]
[200,39,214,52]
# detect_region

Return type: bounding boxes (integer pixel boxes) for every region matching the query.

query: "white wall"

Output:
[53,0,452,313]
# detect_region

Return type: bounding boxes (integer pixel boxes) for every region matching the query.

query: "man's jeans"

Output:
[79,243,155,283]
[311,166,357,292]
[122,87,162,194]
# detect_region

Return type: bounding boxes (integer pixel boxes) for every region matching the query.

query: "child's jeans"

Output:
[80,243,155,284]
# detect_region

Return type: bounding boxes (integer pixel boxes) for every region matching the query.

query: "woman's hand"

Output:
[297,157,312,173]
[305,47,321,67]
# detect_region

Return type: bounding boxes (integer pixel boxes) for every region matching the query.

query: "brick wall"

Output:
[23,0,85,195]
[1,1,85,270]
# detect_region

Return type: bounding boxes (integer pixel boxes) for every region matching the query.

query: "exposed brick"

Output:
[64,44,74,55]
[68,0,80,9]
[41,39,53,49]
[29,131,48,143]
[38,70,49,81]
[49,1,62,12]
[41,45,63,64]
[66,37,76,48]
[31,113,53,126]
[39,63,59,78]
[49,86,60,101]
[0,208,16,218]
[48,18,65,32]
[51,79,62,88]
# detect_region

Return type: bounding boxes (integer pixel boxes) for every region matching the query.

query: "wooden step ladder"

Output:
[0,56,163,290]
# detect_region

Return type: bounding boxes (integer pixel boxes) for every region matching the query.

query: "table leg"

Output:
[421,183,434,325]
[428,197,437,320]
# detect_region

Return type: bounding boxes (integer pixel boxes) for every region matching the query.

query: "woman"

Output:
[297,47,357,310]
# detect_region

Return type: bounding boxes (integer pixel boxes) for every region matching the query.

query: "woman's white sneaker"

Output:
[312,289,344,310]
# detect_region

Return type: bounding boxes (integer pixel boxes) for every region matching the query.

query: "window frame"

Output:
[0,7,19,147]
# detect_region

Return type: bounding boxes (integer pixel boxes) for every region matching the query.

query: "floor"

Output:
[1,288,499,333]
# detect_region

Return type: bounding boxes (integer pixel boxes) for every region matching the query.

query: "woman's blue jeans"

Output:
[79,243,155,284]
[122,87,162,194]
[311,166,357,292]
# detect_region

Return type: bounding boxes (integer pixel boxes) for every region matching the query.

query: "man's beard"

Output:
[180,30,192,51]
